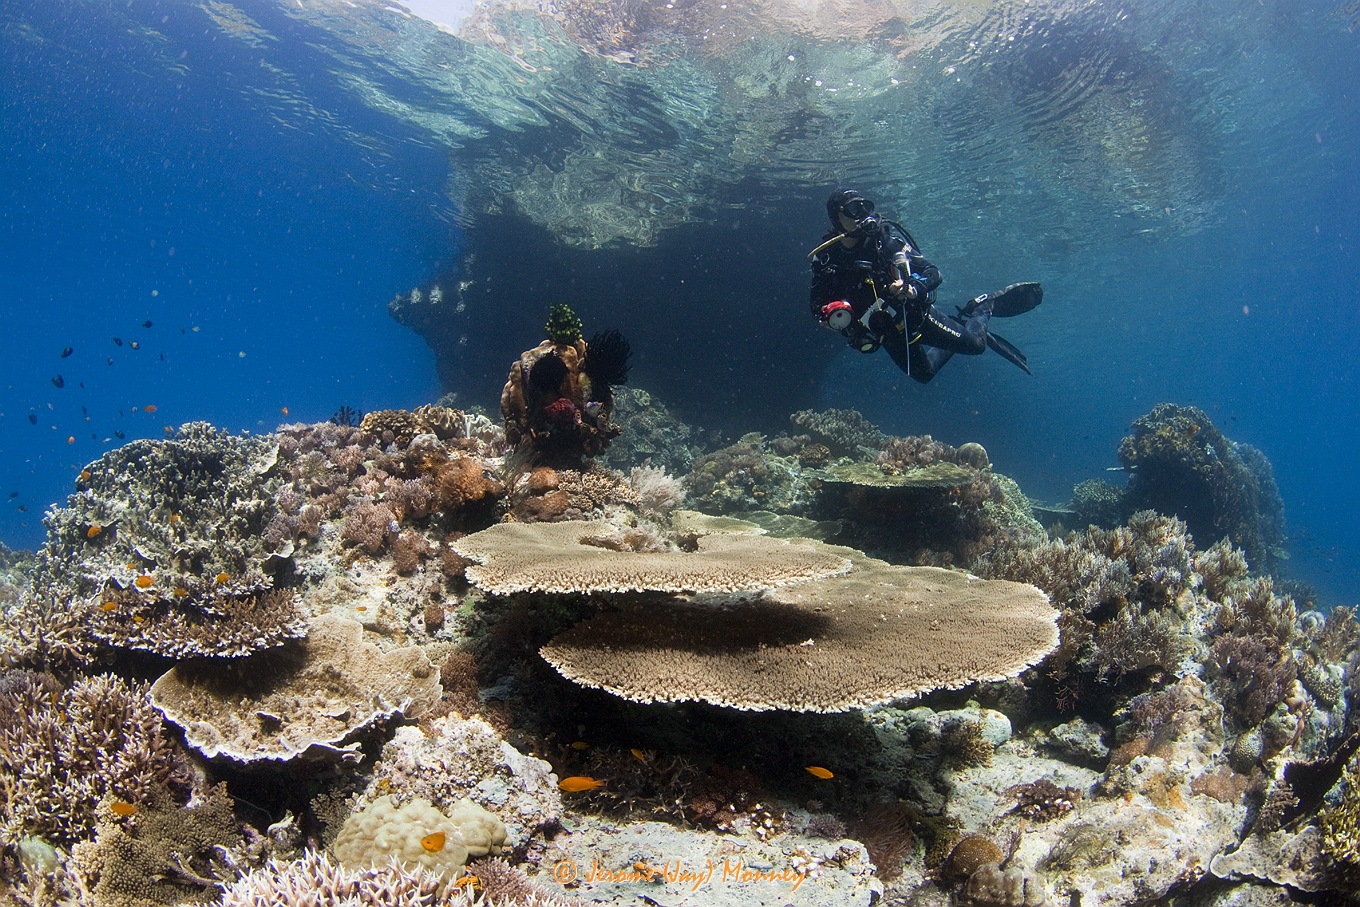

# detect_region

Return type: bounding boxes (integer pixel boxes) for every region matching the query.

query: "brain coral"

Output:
[363,714,564,848]
[539,554,1058,712]
[451,520,851,594]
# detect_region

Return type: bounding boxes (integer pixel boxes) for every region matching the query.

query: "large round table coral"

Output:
[539,556,1058,712]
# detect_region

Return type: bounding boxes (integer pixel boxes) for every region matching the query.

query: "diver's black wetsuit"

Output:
[809,221,991,384]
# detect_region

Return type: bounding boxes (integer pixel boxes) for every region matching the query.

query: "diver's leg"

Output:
[917,304,989,355]
[880,327,912,376]
[907,343,955,383]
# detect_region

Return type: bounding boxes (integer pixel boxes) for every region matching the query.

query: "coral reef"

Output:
[1117,403,1287,572]
[789,408,889,458]
[1,398,1352,907]
[599,387,711,476]
[149,614,441,764]
[0,671,190,845]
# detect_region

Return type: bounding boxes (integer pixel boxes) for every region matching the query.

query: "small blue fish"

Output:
[51,375,65,389]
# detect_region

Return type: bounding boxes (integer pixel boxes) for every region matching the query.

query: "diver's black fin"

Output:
[991,281,1042,317]
[986,330,1032,375]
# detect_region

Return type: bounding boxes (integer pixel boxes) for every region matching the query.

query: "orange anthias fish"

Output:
[557,776,605,793]
[109,801,138,816]
[143,404,158,413]
[804,765,835,780]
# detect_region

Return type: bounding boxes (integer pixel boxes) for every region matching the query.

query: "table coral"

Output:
[32,422,287,607]
[539,553,1057,712]
[452,519,851,595]
[149,614,441,765]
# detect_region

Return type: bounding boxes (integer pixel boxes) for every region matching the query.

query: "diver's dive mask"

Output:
[841,197,874,220]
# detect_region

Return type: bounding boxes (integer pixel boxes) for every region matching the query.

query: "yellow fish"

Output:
[804,766,835,780]
[420,832,446,853]
[557,776,605,792]
[630,748,648,763]
[569,741,590,751]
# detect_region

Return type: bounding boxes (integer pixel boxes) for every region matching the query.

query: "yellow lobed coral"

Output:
[332,794,507,883]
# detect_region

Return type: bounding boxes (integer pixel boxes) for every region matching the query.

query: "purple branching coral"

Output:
[341,500,399,555]
[0,671,190,845]
[980,511,1202,698]
[1205,575,1300,728]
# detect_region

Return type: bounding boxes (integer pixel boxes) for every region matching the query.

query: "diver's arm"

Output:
[908,254,942,297]
[809,262,836,317]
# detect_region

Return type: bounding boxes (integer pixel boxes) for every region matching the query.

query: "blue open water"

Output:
[2,0,1357,607]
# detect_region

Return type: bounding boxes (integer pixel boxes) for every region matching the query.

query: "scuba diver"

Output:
[808,188,1042,382]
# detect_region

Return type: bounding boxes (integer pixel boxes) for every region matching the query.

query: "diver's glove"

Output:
[904,276,929,300]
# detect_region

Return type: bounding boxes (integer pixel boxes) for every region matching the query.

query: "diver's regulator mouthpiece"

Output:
[820,300,853,331]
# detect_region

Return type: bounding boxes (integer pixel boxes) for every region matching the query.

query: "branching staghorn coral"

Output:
[0,671,189,845]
